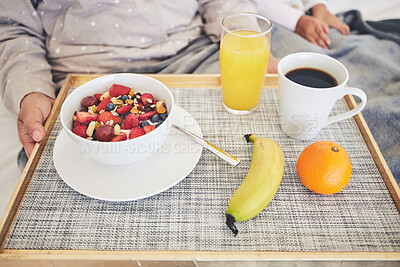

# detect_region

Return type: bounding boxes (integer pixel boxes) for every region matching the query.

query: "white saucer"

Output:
[53,105,203,201]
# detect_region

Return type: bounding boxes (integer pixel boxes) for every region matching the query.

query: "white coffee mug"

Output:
[278,52,367,140]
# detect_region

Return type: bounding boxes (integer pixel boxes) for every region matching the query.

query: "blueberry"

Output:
[106,103,114,111]
[119,95,128,102]
[150,114,159,123]
[155,121,163,128]
[140,121,149,128]
[159,113,167,121]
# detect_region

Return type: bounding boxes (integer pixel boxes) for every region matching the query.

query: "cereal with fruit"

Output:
[72,84,168,141]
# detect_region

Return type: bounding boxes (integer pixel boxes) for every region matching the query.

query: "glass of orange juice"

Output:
[220,13,272,115]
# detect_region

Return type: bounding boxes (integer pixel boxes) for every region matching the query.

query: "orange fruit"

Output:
[296,141,351,195]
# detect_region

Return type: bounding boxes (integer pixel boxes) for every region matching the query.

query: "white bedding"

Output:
[0,102,21,218]
[326,0,400,21]
[1,0,400,218]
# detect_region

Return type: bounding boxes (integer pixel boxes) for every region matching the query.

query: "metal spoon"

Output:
[172,124,240,166]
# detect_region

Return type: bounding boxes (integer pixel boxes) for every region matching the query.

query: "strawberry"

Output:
[113,114,122,124]
[97,96,112,112]
[110,132,127,142]
[76,111,98,124]
[143,125,156,134]
[72,125,88,138]
[138,110,157,121]
[121,113,139,130]
[97,111,121,125]
[129,126,145,139]
[73,120,82,128]
[116,104,132,115]
[141,93,154,104]
[109,84,131,97]
[94,93,102,101]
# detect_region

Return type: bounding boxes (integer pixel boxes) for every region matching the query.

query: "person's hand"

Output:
[295,15,330,49]
[312,4,350,35]
[17,92,55,157]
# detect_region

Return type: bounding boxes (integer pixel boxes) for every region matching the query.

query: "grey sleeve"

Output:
[0,0,55,115]
[198,0,257,42]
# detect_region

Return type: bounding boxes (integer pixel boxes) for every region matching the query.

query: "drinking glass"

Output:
[220,12,272,115]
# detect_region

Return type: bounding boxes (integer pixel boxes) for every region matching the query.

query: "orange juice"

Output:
[220,30,270,111]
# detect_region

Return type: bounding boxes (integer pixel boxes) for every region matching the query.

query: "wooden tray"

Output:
[1,74,399,265]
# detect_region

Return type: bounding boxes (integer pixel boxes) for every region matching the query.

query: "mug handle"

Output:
[325,87,367,126]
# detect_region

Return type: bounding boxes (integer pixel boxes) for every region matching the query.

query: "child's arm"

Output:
[253,0,306,32]
[311,4,350,35]
[254,0,349,49]
[295,14,331,49]
[294,3,350,48]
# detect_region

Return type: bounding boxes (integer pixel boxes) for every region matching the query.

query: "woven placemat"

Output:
[5,88,400,251]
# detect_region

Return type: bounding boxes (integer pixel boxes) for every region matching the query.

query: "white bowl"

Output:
[60,73,175,165]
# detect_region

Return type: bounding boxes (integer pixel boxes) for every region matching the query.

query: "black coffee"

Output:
[285,68,338,88]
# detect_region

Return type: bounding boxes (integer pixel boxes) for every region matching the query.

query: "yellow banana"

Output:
[226,134,284,235]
